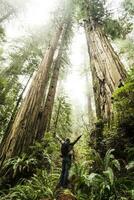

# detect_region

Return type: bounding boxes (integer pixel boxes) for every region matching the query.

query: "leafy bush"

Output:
[2,153,37,178]
[0,139,52,188]
[71,149,134,200]
[113,69,134,148]
[70,161,89,191]
[1,170,59,200]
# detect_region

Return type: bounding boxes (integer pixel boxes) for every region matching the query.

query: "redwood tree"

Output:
[77,0,127,120]
[35,18,73,140]
[0,22,63,167]
[85,24,127,120]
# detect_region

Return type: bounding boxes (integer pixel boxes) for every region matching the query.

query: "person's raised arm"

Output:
[71,135,82,146]
[54,132,63,144]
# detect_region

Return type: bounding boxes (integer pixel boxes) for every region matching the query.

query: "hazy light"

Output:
[63,27,88,111]
[5,0,58,39]
[24,0,58,26]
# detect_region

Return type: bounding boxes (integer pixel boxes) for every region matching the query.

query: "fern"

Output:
[2,153,37,178]
[1,169,59,200]
[126,161,134,170]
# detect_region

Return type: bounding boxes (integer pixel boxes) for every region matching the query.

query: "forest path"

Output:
[56,189,77,200]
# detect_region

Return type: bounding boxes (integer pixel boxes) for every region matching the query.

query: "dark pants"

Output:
[59,156,71,188]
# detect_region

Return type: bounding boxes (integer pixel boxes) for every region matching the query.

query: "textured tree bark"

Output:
[53,99,62,133]
[85,71,94,128]
[7,75,32,132]
[36,21,70,140]
[85,24,127,121]
[0,75,32,154]
[0,24,63,167]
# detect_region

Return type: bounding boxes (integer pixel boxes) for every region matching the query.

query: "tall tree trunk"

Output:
[0,75,32,153]
[85,24,127,121]
[0,24,63,167]
[36,21,70,140]
[85,71,94,128]
[6,75,32,133]
[53,98,62,133]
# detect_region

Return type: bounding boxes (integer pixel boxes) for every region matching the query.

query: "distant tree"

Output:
[0,0,27,23]
[122,0,134,16]
[0,0,14,23]
[0,38,43,139]
[50,96,73,139]
[35,15,73,140]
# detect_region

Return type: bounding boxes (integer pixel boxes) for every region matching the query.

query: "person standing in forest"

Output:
[54,133,82,188]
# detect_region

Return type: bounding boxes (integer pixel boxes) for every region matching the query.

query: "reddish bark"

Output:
[85,24,127,120]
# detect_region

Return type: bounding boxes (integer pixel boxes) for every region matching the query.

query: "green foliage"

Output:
[74,0,107,24]
[30,137,56,169]
[122,0,134,16]
[0,26,5,41]
[116,39,134,68]
[104,69,134,164]
[126,161,134,170]
[70,161,89,191]
[0,76,7,105]
[75,0,132,41]
[73,149,134,200]
[0,0,28,23]
[5,41,42,76]
[125,146,134,160]
[88,0,106,24]
[51,96,73,138]
[104,18,122,39]
[103,17,133,39]
[0,1,133,200]
[0,25,5,65]
[1,170,59,200]
[0,137,56,189]
[113,68,134,140]
[0,37,43,139]
[90,149,121,173]
[89,119,106,158]
[0,73,22,138]
[0,134,61,199]
[2,154,37,179]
